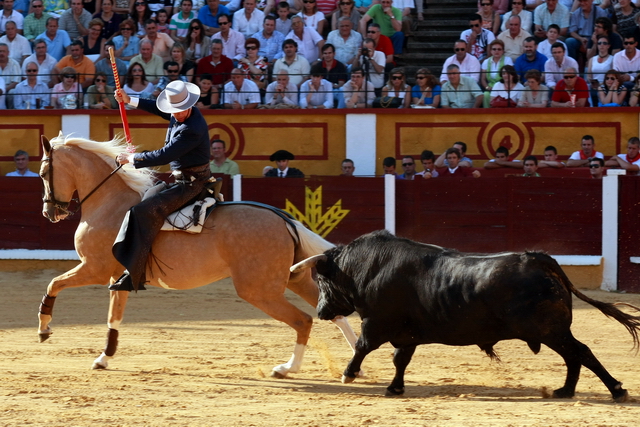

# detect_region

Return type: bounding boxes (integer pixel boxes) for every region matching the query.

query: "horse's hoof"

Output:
[38,331,51,343]
[341,374,356,384]
[385,386,405,397]
[613,389,629,403]
[270,370,287,379]
[92,362,108,370]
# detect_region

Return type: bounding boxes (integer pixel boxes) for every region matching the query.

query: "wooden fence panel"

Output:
[618,176,640,293]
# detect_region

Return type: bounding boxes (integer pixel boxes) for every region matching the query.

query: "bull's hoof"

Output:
[38,331,51,343]
[385,386,405,397]
[613,389,629,403]
[270,370,287,379]
[341,374,356,384]
[552,387,575,399]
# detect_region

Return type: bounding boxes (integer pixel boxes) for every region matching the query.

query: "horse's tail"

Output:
[291,220,335,259]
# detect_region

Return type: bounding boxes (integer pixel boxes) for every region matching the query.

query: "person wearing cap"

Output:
[264,150,305,177]
[110,80,211,292]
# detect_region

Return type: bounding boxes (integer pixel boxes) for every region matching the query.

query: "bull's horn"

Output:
[290,254,327,273]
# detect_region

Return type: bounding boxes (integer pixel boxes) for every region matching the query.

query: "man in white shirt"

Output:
[264,70,298,106]
[605,137,640,175]
[217,13,246,60]
[566,135,604,167]
[273,38,310,87]
[440,40,481,83]
[21,39,57,87]
[0,21,30,64]
[0,0,24,34]
[544,41,578,89]
[6,150,39,176]
[353,38,385,90]
[299,66,333,108]
[613,35,640,87]
[223,67,260,108]
[232,0,264,38]
[285,15,324,64]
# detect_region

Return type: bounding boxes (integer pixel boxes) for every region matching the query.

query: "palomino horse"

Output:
[37,133,357,377]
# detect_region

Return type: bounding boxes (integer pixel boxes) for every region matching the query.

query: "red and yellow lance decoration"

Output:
[108,46,135,153]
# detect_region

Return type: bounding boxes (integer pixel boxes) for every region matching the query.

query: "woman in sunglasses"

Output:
[477,0,500,35]
[51,67,82,109]
[411,68,440,108]
[586,35,614,106]
[330,0,361,31]
[92,0,122,39]
[87,71,116,109]
[130,0,152,36]
[185,19,211,63]
[598,69,626,107]
[480,39,512,107]
[112,19,140,65]
[381,67,410,108]
[297,0,326,35]
[239,37,268,90]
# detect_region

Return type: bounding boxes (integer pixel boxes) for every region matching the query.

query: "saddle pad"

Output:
[161,197,217,234]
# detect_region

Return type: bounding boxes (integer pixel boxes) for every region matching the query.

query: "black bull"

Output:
[291,230,640,402]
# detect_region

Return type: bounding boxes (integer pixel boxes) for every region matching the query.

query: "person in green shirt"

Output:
[24,0,52,43]
[359,0,403,54]
[522,155,541,177]
[209,139,240,176]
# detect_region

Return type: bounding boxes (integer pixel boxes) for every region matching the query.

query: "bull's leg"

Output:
[544,332,628,402]
[93,290,130,369]
[386,345,416,397]
[342,319,386,383]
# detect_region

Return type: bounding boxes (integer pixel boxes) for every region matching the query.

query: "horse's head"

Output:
[40,135,76,223]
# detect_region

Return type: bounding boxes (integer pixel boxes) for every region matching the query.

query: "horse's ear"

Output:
[41,135,51,155]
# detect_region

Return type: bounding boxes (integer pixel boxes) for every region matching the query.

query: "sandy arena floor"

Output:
[2,268,640,426]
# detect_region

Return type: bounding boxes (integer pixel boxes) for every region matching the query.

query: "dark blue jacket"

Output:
[133,99,210,171]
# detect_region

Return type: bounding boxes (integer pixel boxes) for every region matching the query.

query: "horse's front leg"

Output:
[38,262,107,341]
[93,289,130,369]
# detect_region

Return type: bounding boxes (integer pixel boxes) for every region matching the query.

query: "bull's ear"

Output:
[41,135,51,156]
[290,254,327,274]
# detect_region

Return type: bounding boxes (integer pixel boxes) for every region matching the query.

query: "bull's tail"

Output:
[289,220,335,260]
[554,263,640,352]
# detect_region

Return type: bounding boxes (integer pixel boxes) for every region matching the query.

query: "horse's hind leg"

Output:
[544,331,628,402]
[287,272,359,368]
[93,290,130,369]
[233,277,313,378]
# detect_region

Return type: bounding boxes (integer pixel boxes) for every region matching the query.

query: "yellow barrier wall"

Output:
[0,109,637,176]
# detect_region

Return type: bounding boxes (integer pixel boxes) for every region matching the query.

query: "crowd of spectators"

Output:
[0,0,639,109]
[377,136,640,180]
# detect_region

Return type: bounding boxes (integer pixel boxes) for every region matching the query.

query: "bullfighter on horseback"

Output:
[110,80,211,292]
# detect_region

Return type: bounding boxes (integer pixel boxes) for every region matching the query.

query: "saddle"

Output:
[143,177,224,234]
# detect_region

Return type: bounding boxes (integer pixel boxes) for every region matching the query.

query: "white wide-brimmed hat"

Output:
[156,80,201,113]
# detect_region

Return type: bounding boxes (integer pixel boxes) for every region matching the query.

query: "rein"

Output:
[42,147,123,218]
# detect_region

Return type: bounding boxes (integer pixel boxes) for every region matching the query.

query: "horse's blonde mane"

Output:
[51,132,156,196]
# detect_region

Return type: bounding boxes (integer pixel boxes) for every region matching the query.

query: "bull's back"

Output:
[381,251,574,347]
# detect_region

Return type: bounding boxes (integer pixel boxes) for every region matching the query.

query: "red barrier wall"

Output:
[0,175,602,255]
[618,176,640,293]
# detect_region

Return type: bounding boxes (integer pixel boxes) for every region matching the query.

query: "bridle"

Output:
[42,146,123,219]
